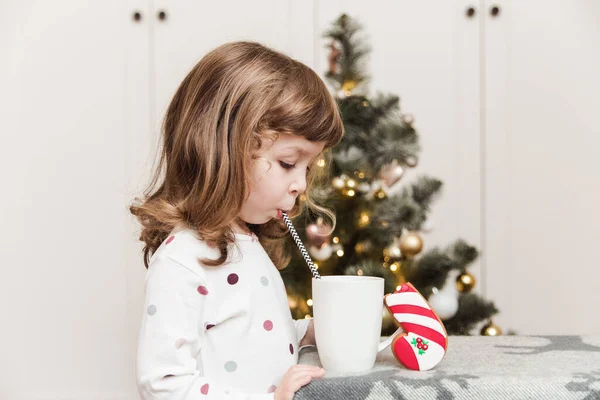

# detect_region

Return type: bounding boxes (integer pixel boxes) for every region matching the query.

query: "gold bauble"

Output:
[456,271,476,292]
[480,321,502,336]
[342,80,357,94]
[354,242,366,254]
[373,188,387,200]
[357,211,370,228]
[399,232,423,257]
[332,176,346,189]
[383,242,402,261]
[288,295,298,309]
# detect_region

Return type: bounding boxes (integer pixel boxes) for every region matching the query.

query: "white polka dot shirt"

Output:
[137,224,311,399]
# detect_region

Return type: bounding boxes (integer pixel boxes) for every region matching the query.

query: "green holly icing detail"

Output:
[411,337,429,355]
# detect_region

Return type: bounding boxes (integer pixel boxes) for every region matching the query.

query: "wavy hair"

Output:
[130,41,344,269]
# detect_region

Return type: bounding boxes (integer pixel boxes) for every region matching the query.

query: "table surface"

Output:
[295,335,600,400]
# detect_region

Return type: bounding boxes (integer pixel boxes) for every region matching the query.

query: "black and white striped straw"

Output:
[281,212,321,280]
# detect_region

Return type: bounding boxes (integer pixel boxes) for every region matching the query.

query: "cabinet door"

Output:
[483,0,600,334]
[150,0,315,136]
[0,0,138,398]
[317,2,484,279]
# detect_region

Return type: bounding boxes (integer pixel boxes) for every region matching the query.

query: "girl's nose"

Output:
[290,172,307,195]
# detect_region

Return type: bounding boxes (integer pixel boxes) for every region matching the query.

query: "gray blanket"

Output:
[296,335,600,399]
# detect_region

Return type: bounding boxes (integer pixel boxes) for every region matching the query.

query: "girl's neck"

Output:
[231,219,253,235]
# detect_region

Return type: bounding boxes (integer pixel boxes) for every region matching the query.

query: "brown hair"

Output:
[129,41,344,269]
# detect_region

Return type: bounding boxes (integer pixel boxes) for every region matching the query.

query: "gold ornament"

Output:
[399,232,423,257]
[288,295,298,309]
[480,321,502,336]
[373,188,387,200]
[357,210,370,228]
[345,178,357,189]
[355,240,372,255]
[456,272,476,292]
[332,176,346,189]
[342,80,357,95]
[383,241,402,261]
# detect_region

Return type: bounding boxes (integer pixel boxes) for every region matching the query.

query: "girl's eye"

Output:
[279,161,294,169]
[279,161,311,172]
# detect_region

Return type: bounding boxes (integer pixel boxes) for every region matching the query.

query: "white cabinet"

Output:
[319,0,600,335]
[483,0,600,335]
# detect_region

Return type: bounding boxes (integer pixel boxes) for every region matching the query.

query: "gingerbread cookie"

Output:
[384,283,448,371]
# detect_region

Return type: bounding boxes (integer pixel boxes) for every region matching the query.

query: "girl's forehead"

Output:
[269,133,325,155]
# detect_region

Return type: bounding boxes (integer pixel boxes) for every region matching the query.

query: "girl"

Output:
[130,41,344,399]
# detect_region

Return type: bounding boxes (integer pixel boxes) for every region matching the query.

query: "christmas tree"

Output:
[282,14,501,336]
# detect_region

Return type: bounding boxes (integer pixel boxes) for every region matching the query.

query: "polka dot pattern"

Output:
[166,236,175,244]
[227,273,239,285]
[260,276,269,286]
[263,320,273,331]
[174,338,186,349]
[289,343,294,355]
[224,361,237,372]
[197,285,209,295]
[267,385,277,393]
[147,305,156,316]
[200,383,209,395]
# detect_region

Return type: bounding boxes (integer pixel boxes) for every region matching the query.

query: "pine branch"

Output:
[323,14,371,90]
[443,293,499,335]
[446,239,479,269]
[407,248,455,294]
[410,175,443,211]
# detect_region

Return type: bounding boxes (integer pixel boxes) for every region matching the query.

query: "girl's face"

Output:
[237,133,325,230]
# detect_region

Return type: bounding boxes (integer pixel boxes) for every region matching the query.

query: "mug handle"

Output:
[378,326,404,352]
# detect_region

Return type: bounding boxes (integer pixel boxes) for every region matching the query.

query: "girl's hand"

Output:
[299,319,315,347]
[274,364,325,400]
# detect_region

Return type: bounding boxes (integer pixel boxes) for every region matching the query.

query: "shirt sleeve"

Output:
[136,256,275,400]
[292,318,311,348]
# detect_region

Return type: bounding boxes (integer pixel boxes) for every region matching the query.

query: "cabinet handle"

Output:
[490,5,500,17]
[132,11,142,22]
[465,6,476,18]
[157,10,167,21]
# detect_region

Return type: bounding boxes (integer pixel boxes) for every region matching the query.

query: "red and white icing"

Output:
[384,283,448,371]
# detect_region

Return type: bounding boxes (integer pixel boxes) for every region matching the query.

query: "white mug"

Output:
[312,276,400,374]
